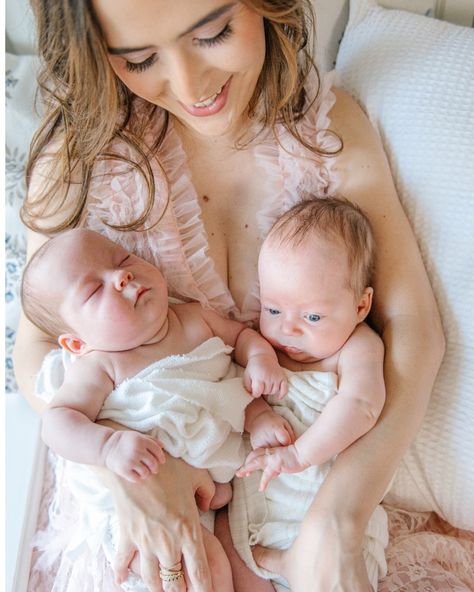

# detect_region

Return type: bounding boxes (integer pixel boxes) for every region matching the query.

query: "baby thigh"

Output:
[214,508,276,592]
[199,525,234,592]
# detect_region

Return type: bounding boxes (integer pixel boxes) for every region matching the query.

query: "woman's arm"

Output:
[13,229,56,413]
[253,88,445,590]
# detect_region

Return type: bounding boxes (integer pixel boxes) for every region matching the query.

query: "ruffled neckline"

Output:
[86,73,339,324]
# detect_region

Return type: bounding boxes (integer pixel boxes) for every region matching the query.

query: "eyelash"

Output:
[125,24,233,73]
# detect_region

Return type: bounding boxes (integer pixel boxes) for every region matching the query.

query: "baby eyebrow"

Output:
[107,2,236,54]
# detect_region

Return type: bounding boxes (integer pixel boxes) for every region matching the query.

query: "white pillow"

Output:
[336,0,474,529]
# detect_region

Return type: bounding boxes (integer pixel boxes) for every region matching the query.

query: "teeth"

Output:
[193,85,223,108]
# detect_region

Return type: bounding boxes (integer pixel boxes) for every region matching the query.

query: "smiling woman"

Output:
[13,0,445,591]
[97,1,266,135]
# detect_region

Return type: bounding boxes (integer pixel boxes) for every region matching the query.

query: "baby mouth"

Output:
[135,286,149,305]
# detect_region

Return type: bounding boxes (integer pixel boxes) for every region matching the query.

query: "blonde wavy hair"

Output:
[22,0,341,234]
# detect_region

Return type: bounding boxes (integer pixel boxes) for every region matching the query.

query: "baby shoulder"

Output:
[343,323,384,358]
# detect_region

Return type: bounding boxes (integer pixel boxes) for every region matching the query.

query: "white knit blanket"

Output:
[229,369,388,591]
[38,336,253,482]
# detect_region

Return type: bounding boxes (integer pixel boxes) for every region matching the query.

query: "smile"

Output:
[180,77,231,117]
[192,84,225,107]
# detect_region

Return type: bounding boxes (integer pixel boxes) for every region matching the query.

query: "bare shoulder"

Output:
[170,302,215,340]
[341,323,384,359]
[66,350,115,387]
[172,301,209,324]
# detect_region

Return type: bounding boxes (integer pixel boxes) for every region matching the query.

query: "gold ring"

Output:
[159,562,184,582]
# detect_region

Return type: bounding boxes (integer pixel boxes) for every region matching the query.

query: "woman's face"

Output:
[92,0,266,138]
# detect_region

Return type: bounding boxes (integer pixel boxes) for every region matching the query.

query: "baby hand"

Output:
[248,409,295,449]
[103,430,166,482]
[244,354,288,398]
[236,444,310,491]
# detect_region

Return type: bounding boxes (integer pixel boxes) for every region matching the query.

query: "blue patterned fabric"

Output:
[5,54,40,392]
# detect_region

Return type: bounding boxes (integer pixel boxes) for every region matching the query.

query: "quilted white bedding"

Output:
[336,0,474,529]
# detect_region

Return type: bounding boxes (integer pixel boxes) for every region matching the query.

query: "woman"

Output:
[14,1,445,591]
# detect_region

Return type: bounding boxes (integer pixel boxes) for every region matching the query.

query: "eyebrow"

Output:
[107,3,236,55]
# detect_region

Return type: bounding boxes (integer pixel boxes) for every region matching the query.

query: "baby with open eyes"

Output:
[229,196,388,591]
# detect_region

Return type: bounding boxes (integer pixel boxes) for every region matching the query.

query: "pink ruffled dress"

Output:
[27,75,474,591]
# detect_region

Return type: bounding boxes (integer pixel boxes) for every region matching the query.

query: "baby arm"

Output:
[41,354,165,482]
[238,324,386,490]
[244,396,295,449]
[199,306,287,398]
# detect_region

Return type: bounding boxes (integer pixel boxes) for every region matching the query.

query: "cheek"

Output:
[224,34,265,74]
[109,61,159,100]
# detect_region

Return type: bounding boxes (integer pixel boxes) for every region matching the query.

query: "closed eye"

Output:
[125,53,157,73]
[86,284,102,301]
[195,23,233,48]
[120,255,131,266]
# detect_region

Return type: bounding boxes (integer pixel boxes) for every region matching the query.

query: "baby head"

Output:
[258,197,376,363]
[21,228,169,354]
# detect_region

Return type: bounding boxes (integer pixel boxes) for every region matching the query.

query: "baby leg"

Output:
[210,482,233,509]
[215,508,276,592]
[199,525,234,592]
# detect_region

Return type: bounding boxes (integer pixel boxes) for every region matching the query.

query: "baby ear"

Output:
[356,287,374,322]
[58,334,92,356]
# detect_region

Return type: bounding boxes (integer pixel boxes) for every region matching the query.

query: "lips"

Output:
[282,345,302,354]
[135,286,149,305]
[179,77,231,117]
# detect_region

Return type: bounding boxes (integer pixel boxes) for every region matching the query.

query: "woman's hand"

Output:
[252,509,372,592]
[98,453,216,592]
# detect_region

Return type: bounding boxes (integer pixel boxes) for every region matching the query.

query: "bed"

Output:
[5,0,474,589]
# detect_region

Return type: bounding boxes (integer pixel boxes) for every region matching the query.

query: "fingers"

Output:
[193,469,216,512]
[147,438,167,465]
[113,536,137,585]
[140,552,164,592]
[252,545,285,577]
[277,378,288,399]
[275,421,295,445]
[236,449,267,477]
[259,465,279,491]
[250,379,265,398]
[182,527,213,592]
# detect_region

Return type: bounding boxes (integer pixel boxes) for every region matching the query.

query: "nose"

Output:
[281,318,302,336]
[114,269,133,291]
[165,49,207,105]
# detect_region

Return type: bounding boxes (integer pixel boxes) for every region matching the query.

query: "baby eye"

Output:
[86,284,102,301]
[265,308,281,316]
[305,313,321,323]
[125,53,158,73]
[120,255,131,266]
[195,24,233,48]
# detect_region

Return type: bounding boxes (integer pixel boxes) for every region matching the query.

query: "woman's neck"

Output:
[172,114,258,154]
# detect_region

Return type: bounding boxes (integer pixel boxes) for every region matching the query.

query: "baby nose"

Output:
[115,270,133,290]
[281,319,301,336]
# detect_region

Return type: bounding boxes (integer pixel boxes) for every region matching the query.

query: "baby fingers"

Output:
[259,465,280,491]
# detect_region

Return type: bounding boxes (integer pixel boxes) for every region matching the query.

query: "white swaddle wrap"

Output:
[98,336,252,482]
[35,336,252,587]
[229,369,388,591]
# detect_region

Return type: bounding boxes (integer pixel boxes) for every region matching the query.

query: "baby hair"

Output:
[21,236,72,338]
[266,196,376,297]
